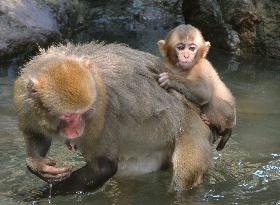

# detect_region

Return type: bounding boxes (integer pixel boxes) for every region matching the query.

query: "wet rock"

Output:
[0,0,61,64]
[1,0,277,61]
[66,0,184,42]
[220,0,261,55]
[182,0,279,59]
[53,0,185,53]
[255,0,280,58]
[182,0,241,54]
[0,0,185,63]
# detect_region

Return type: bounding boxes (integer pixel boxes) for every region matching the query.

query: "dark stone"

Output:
[220,0,261,55]
[182,0,241,54]
[182,0,279,59]
[5,0,277,61]
[0,0,184,64]
[255,0,280,58]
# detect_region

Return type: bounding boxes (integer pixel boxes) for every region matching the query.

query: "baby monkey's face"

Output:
[174,42,198,70]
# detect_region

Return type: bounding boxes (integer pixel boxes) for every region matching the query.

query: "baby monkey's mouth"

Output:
[177,61,193,70]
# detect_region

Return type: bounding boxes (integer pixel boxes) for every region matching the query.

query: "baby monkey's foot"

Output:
[200,114,210,125]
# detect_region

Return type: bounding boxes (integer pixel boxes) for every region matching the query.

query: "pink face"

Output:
[59,113,85,139]
[175,43,198,70]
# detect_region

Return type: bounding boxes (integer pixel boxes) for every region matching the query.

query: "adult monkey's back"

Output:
[13,42,212,195]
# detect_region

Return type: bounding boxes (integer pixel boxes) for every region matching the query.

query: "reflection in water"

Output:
[0,30,279,205]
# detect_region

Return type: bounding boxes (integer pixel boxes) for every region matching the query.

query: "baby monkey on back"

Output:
[158,24,236,151]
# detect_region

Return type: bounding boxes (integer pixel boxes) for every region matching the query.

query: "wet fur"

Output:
[14,42,212,195]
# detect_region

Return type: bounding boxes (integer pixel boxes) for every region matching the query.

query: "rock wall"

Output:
[57,0,184,52]
[0,0,184,65]
[183,0,280,59]
[255,0,280,58]
[1,0,278,64]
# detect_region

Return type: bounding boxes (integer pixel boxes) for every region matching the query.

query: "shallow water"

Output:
[0,30,280,205]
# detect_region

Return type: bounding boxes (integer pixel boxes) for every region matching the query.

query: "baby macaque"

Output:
[157,24,236,150]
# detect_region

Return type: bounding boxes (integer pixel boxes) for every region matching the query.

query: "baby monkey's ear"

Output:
[157,40,167,57]
[202,41,211,58]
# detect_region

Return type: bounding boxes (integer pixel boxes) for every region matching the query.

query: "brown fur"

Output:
[36,59,95,113]
[158,24,236,150]
[13,42,212,195]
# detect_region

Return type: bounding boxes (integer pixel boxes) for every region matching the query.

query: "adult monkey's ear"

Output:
[202,41,211,58]
[157,40,167,57]
[80,56,93,69]
[27,77,40,94]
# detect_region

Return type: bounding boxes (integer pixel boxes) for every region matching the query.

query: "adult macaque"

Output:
[13,42,212,195]
[157,24,236,151]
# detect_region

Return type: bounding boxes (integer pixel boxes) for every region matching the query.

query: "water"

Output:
[0,30,280,205]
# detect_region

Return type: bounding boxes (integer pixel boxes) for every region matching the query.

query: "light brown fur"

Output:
[158,24,236,150]
[13,42,212,195]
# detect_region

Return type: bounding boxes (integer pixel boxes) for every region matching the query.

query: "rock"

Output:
[1,0,278,61]
[183,0,241,54]
[220,0,261,55]
[0,0,61,64]
[0,0,185,63]
[56,0,185,53]
[255,0,280,58]
[66,0,184,41]
[182,0,279,59]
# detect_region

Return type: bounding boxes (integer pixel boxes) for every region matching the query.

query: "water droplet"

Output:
[48,183,53,204]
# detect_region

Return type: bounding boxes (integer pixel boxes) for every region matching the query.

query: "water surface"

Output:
[0,30,279,205]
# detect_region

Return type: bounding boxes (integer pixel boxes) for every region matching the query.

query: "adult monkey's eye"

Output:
[176,44,185,51]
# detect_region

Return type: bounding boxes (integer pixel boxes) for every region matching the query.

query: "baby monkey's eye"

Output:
[189,46,196,52]
[176,44,185,51]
